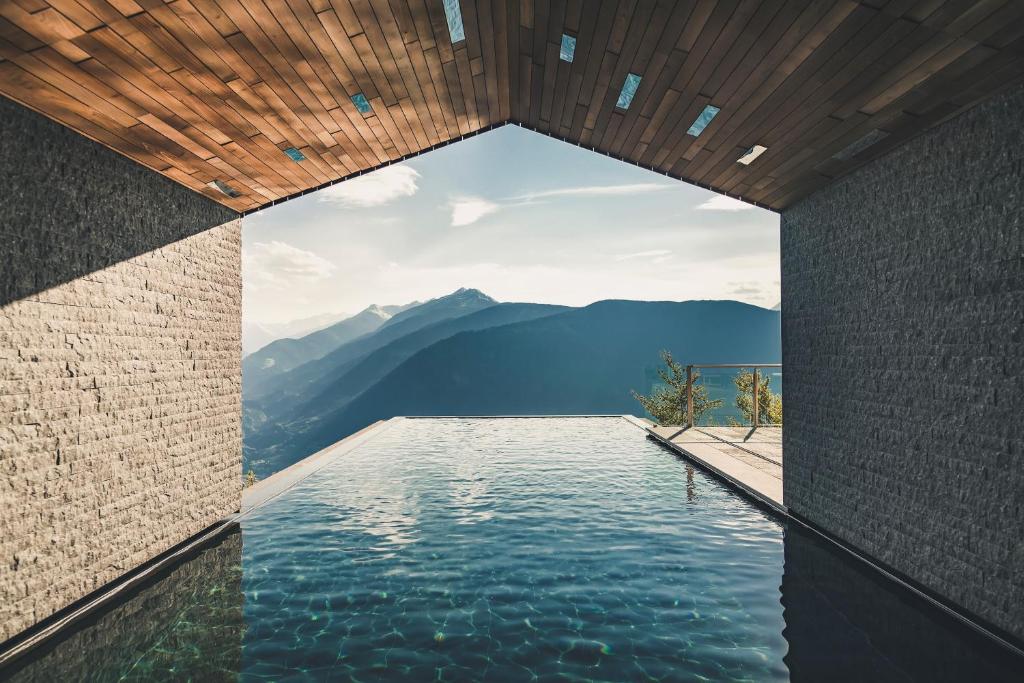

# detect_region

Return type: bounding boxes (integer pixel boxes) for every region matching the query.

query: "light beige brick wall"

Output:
[0,220,242,642]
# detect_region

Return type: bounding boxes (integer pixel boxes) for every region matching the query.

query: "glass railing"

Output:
[684,363,782,428]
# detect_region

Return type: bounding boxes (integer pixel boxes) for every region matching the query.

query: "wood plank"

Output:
[1,0,1021,210]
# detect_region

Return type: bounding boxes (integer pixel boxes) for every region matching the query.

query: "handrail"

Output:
[685,363,782,429]
[686,363,782,369]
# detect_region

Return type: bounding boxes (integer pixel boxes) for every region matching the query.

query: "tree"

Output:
[632,350,722,426]
[731,369,783,426]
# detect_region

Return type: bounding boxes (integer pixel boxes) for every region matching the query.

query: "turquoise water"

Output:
[6,417,1021,681]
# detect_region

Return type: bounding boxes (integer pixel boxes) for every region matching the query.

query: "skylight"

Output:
[351,93,372,114]
[560,34,576,62]
[209,180,240,198]
[687,105,720,136]
[737,144,767,165]
[616,73,642,110]
[443,0,465,43]
[283,147,306,162]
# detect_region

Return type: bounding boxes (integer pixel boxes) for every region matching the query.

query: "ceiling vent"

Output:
[209,180,240,198]
[737,145,767,165]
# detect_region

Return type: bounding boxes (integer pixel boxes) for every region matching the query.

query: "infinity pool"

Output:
[6,417,1022,681]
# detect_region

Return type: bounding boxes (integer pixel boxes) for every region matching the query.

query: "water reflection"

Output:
[3,529,244,682]
[6,418,1023,681]
[780,522,1021,681]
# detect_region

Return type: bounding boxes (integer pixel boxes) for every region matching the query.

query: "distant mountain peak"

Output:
[450,287,496,303]
[362,304,391,319]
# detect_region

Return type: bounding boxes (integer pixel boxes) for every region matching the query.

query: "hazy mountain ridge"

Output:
[243,306,389,396]
[244,297,781,477]
[378,287,496,331]
[244,288,499,403]
[262,302,571,429]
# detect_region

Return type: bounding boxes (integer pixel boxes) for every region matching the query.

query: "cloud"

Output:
[317,165,420,207]
[696,195,755,211]
[514,182,672,201]
[614,249,672,261]
[244,241,336,290]
[446,183,673,227]
[450,197,501,226]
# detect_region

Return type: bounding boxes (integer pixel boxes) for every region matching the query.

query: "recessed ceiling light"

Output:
[737,144,767,165]
[560,34,576,62]
[616,73,642,110]
[283,147,306,162]
[351,93,372,114]
[443,0,465,43]
[687,105,720,137]
[209,180,240,198]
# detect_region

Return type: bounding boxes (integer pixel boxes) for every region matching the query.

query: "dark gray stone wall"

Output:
[0,95,237,306]
[0,98,243,642]
[781,82,1024,641]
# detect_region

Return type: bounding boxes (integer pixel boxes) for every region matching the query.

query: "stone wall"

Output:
[781,82,1024,641]
[0,98,242,643]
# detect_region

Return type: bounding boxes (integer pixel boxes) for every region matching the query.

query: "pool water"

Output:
[5,417,1022,681]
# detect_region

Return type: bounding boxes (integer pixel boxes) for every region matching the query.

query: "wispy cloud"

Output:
[615,249,672,262]
[449,183,673,226]
[513,182,673,201]
[696,195,755,212]
[318,165,420,207]
[450,197,501,226]
[244,241,336,290]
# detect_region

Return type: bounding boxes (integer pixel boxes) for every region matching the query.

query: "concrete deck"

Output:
[646,424,784,512]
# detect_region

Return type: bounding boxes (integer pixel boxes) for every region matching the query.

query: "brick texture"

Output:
[0,98,242,643]
[781,82,1024,640]
[0,221,242,642]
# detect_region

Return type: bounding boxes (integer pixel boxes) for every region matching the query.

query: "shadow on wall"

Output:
[0,96,237,307]
[1,529,244,682]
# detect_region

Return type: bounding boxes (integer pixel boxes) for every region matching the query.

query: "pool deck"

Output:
[645,424,784,512]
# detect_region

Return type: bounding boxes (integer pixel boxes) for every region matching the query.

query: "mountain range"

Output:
[242,301,418,394]
[243,310,351,356]
[243,289,781,478]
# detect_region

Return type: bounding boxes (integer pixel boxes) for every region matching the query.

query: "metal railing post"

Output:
[686,365,694,428]
[752,368,759,429]
[681,363,780,428]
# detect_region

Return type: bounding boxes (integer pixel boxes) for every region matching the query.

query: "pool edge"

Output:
[242,418,398,512]
[644,425,1024,662]
[644,426,785,514]
[7,415,1021,672]
[0,519,241,673]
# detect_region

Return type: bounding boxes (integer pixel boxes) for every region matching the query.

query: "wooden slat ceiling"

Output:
[2,1,1023,213]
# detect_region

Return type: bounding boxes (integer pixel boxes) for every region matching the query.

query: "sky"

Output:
[242,125,780,325]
